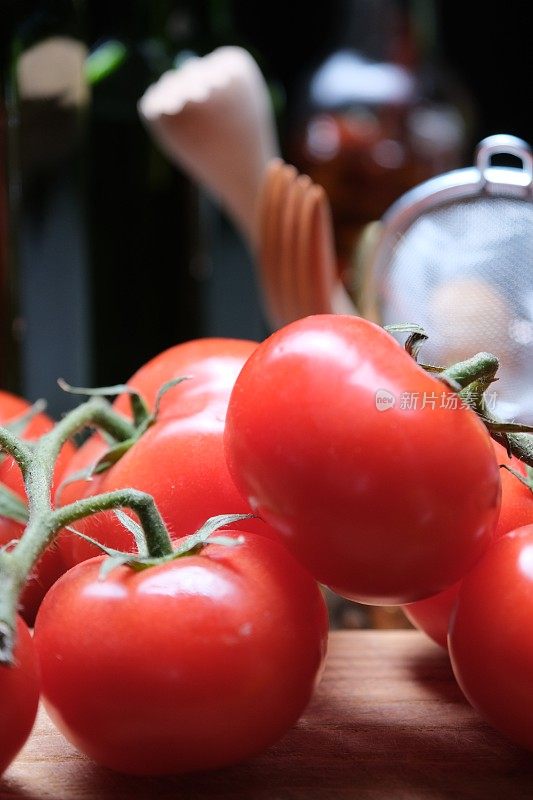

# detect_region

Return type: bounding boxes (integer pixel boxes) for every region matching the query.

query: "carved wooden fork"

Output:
[256,159,358,330]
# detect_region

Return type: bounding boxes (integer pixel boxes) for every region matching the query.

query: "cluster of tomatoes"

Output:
[2,314,533,777]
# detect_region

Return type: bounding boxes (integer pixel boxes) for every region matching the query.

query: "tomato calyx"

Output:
[58,378,151,428]
[68,512,251,579]
[386,324,501,391]
[438,352,499,394]
[387,323,533,469]
[57,377,190,482]
[461,377,533,468]
[384,323,430,364]
[1,390,252,663]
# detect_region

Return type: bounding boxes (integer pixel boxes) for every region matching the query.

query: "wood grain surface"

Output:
[2,630,533,800]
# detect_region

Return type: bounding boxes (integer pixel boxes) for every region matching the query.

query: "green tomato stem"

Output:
[429,352,533,467]
[468,390,533,469]
[0,397,171,665]
[52,489,173,558]
[439,352,499,392]
[22,397,135,521]
[0,428,32,479]
[47,395,136,458]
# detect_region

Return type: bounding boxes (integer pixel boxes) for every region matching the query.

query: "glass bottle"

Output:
[289,0,471,300]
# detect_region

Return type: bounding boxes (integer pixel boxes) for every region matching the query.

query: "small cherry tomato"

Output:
[449,525,533,750]
[113,337,259,420]
[403,442,533,648]
[224,315,501,604]
[34,532,328,776]
[56,339,279,569]
[0,616,40,775]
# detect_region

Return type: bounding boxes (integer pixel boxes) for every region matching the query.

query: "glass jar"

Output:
[289,0,472,300]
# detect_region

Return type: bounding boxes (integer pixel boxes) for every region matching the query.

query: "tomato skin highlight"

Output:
[403,442,533,648]
[0,617,40,775]
[449,525,533,751]
[34,532,328,776]
[224,315,501,604]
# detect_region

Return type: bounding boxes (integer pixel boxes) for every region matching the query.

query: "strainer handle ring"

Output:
[476,134,533,186]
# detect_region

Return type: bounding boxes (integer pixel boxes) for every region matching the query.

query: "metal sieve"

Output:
[368,134,533,421]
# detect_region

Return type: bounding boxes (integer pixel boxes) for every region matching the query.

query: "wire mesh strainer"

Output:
[368,134,533,421]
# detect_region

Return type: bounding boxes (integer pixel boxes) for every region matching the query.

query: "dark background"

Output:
[250,0,530,139]
[2,0,531,152]
[1,0,531,412]
[236,0,531,145]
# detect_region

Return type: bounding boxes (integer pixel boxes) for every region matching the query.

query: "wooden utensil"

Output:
[139,47,279,246]
[256,159,358,330]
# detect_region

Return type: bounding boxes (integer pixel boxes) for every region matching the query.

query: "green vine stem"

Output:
[0,397,172,665]
[429,352,533,468]
[0,428,32,481]
[460,379,533,468]
[52,489,172,556]
[438,352,500,392]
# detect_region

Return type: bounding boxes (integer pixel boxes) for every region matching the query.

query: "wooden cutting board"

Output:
[2,630,533,799]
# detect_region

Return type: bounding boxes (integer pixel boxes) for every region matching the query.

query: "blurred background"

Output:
[1,0,531,404]
[0,1,531,626]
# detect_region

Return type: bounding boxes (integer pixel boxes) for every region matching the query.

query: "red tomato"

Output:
[0,616,40,775]
[0,390,73,624]
[449,525,533,750]
[495,447,533,535]
[224,315,501,604]
[113,337,258,420]
[402,583,460,649]
[56,339,281,568]
[0,516,64,627]
[403,442,533,647]
[58,412,278,566]
[34,532,328,776]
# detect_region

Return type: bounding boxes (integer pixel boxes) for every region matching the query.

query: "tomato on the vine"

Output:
[113,337,259,420]
[224,315,501,604]
[403,441,533,648]
[449,525,533,751]
[0,390,73,624]
[58,412,277,565]
[0,616,40,775]
[55,339,281,568]
[34,532,328,776]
